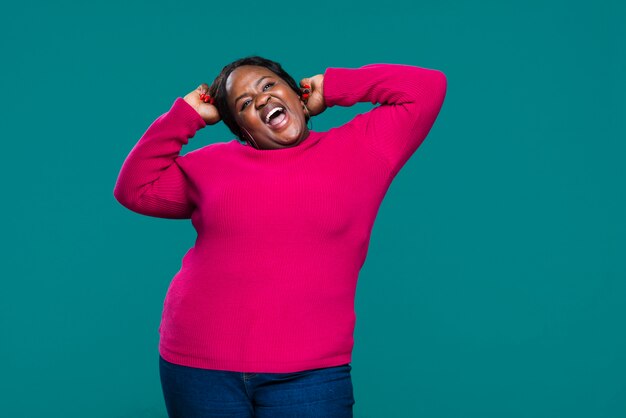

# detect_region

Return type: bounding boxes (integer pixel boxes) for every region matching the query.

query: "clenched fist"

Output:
[184,83,221,125]
[299,74,326,117]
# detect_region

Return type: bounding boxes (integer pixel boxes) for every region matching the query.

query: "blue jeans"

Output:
[159,354,355,417]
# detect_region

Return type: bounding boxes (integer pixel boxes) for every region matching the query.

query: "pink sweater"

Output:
[113,63,447,373]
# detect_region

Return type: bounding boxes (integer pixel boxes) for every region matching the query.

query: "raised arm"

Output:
[323,63,447,177]
[113,97,207,219]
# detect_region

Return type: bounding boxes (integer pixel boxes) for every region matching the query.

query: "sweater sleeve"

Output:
[113,97,207,219]
[322,63,447,177]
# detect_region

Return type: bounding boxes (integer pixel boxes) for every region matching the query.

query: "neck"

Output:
[254,127,311,150]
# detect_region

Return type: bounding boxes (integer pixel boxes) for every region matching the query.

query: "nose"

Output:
[254,91,272,109]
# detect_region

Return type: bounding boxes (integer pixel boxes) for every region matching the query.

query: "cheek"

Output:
[244,111,260,124]
[239,112,262,129]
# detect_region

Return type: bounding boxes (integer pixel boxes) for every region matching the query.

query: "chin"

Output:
[271,125,305,145]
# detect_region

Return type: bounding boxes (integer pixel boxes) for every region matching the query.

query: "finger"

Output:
[200,92,215,105]
[299,78,311,102]
[197,83,209,98]
[195,83,211,104]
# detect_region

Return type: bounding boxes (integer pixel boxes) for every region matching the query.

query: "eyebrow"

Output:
[234,76,272,106]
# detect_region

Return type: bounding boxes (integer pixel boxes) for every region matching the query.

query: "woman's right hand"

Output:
[184,83,221,125]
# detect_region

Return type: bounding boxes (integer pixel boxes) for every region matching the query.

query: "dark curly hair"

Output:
[207,55,308,144]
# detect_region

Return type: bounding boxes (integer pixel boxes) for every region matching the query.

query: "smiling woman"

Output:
[206,56,320,150]
[226,65,309,148]
[113,54,447,417]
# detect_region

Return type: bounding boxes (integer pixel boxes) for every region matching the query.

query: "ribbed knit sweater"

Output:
[113,63,447,373]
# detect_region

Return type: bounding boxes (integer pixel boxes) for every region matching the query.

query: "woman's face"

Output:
[226,65,309,149]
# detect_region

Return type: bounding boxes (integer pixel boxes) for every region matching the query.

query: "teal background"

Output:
[1,0,624,417]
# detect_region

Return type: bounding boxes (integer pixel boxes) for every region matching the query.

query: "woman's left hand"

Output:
[299,74,326,117]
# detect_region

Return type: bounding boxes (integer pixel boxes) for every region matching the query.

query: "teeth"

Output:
[265,107,284,123]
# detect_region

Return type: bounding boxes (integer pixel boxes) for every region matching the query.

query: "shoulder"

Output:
[178,140,236,168]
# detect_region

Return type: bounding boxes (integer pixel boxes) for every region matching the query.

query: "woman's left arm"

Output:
[322,63,447,177]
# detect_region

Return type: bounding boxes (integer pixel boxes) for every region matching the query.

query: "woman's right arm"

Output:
[113,82,224,219]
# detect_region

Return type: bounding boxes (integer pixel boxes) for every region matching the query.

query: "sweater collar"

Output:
[232,130,322,157]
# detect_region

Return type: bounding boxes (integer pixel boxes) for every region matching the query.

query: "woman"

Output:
[113,55,447,417]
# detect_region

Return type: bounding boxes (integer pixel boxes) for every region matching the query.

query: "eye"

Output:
[240,82,275,111]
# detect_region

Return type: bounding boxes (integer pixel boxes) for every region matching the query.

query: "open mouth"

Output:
[265,107,288,129]
[261,102,289,130]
